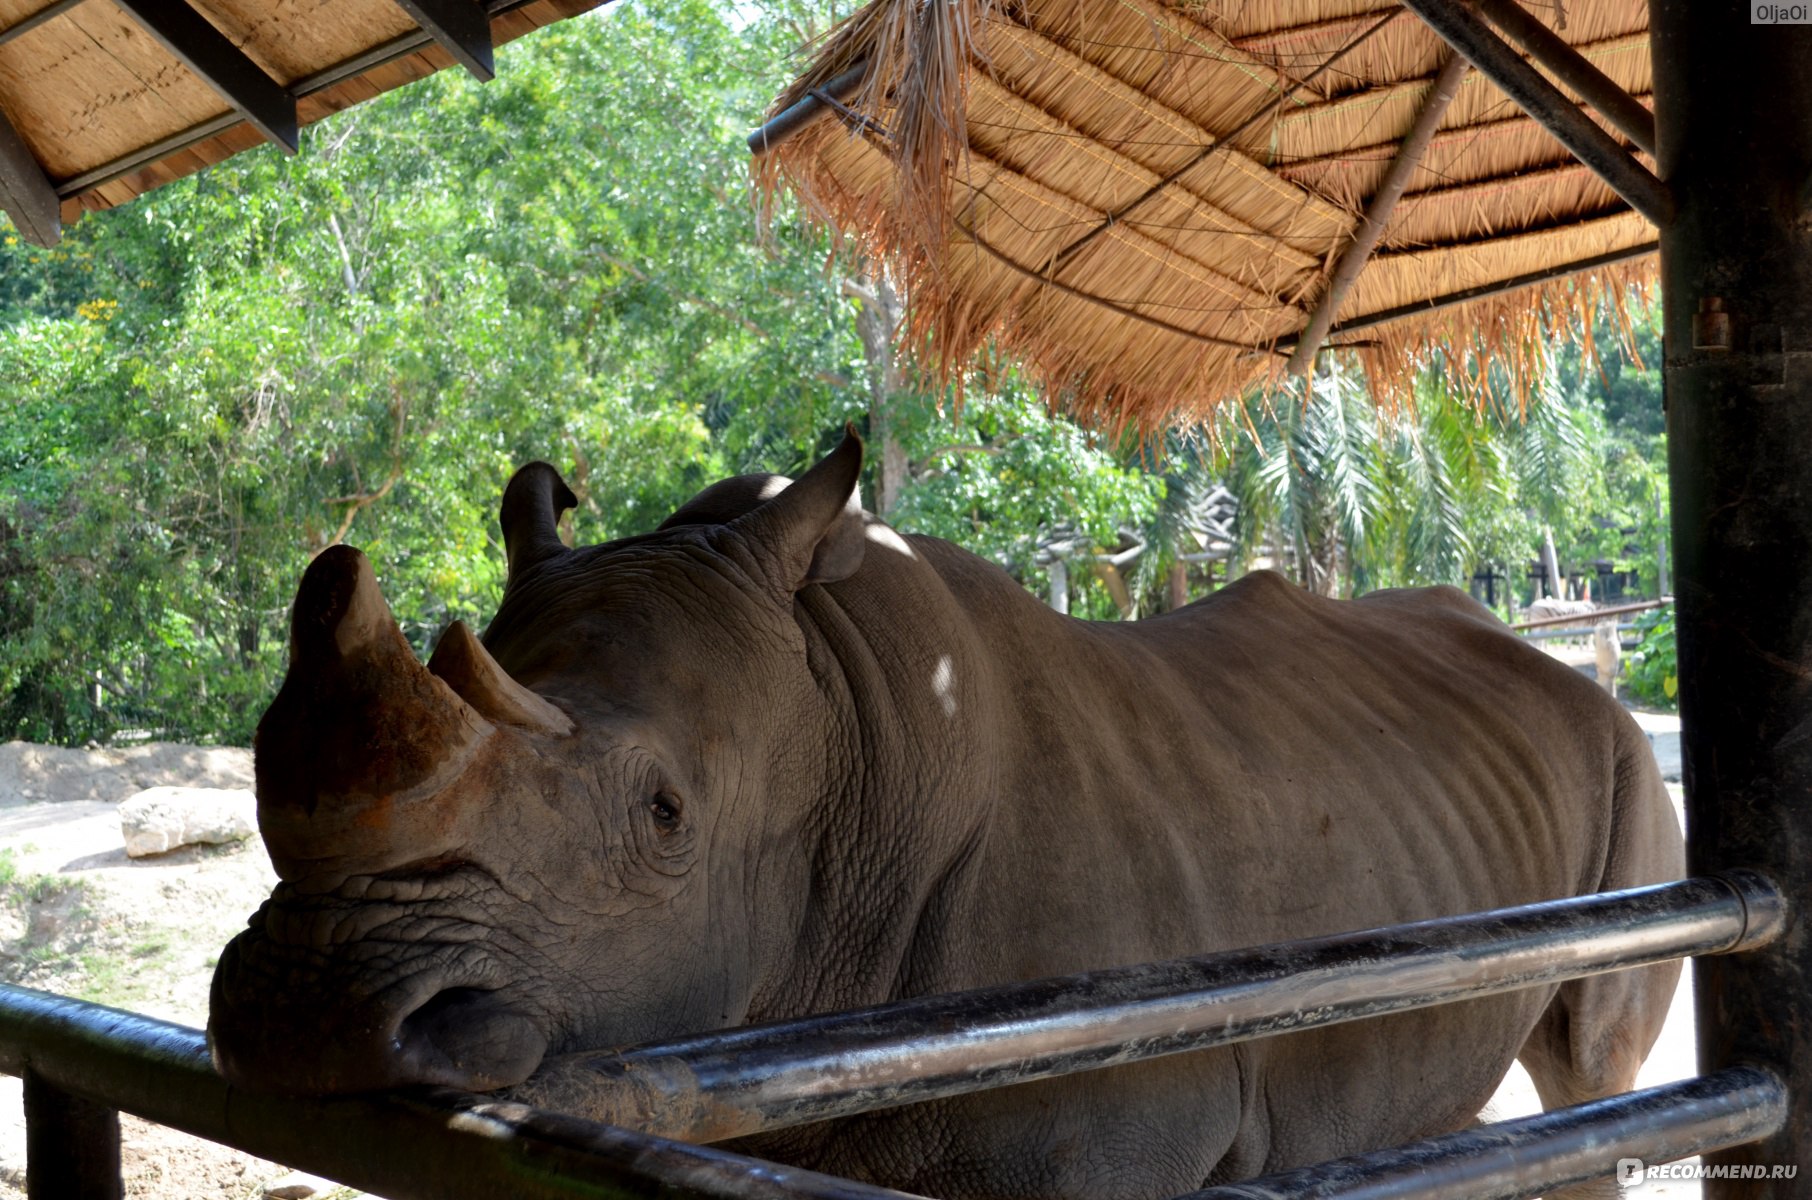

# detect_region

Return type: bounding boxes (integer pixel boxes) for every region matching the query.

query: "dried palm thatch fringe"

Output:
[756,0,1657,434]
[1346,257,1654,417]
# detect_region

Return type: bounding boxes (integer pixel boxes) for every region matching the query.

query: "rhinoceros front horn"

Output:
[254,545,492,877]
[500,461,577,583]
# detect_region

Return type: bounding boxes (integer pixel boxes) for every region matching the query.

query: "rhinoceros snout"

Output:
[207,935,549,1095]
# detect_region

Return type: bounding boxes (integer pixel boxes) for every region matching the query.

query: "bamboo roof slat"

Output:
[760,0,1664,429]
[1192,0,1399,43]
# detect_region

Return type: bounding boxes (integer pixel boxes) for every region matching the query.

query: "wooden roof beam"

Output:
[389,0,493,81]
[1397,0,1671,226]
[1285,53,1471,376]
[1473,0,1656,155]
[0,0,89,49]
[110,0,298,152]
[0,103,58,246]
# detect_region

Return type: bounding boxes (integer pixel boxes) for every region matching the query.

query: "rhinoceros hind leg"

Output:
[1516,956,1682,1200]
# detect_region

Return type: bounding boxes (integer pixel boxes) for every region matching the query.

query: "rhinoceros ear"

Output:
[428,620,572,736]
[726,426,866,595]
[500,462,577,583]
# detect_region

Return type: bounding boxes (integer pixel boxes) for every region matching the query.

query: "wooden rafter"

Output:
[1286,53,1471,374]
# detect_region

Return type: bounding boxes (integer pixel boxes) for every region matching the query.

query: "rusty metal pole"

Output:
[1652,2,1812,1194]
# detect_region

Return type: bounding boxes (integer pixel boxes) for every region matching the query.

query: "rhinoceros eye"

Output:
[648,792,682,832]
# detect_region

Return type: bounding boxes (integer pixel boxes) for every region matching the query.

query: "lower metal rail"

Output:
[1186,1067,1788,1200]
[0,874,1788,1199]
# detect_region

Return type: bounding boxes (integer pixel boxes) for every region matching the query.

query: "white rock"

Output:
[262,1170,336,1199]
[118,786,256,857]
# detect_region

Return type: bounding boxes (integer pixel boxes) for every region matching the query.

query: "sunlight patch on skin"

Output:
[865,524,916,558]
[757,476,790,501]
[932,655,957,718]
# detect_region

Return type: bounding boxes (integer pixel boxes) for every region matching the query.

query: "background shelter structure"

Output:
[0,0,608,246]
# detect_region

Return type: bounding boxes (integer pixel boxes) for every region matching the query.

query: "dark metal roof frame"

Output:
[0,104,57,245]
[1474,0,1658,155]
[389,0,495,80]
[111,0,300,152]
[1397,0,1673,225]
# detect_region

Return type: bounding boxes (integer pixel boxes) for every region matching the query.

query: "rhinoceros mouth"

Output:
[208,873,553,1095]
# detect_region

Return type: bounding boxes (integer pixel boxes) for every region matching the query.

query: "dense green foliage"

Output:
[0,4,1671,745]
[0,3,1153,745]
[1209,301,1667,613]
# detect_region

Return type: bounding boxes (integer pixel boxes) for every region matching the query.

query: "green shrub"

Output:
[1625,606,1677,710]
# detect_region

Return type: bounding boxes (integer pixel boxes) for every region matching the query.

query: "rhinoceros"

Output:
[209,430,1683,1199]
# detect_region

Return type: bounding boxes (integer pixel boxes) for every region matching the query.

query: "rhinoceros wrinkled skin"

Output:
[209,430,1683,1200]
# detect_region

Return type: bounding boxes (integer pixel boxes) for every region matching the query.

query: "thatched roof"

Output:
[755,0,1657,430]
[0,0,605,245]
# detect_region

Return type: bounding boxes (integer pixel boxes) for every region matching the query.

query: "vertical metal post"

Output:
[1652,3,1812,1194]
[22,1069,122,1199]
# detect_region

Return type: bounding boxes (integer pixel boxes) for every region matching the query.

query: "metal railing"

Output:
[0,871,1789,1200]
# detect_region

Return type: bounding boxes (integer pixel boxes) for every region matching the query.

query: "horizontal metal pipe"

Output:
[505,873,1785,1143]
[1181,1066,1788,1200]
[1520,625,1642,643]
[0,987,918,1200]
[748,63,871,154]
[1396,0,1673,225]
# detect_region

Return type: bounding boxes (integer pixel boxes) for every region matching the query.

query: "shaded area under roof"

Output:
[0,0,607,245]
[755,0,1660,431]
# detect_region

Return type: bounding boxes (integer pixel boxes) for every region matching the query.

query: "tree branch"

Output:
[596,251,766,337]
[314,392,407,556]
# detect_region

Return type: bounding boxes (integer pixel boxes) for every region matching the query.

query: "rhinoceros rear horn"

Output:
[500,462,577,583]
[429,620,572,736]
[254,546,491,868]
[727,425,867,595]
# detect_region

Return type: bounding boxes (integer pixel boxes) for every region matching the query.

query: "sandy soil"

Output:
[0,738,1702,1200]
[0,744,329,1200]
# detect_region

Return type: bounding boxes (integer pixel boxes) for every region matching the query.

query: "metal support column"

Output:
[1652,2,1812,1193]
[23,1069,122,1200]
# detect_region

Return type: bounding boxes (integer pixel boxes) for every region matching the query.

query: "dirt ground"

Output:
[0,735,1701,1200]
